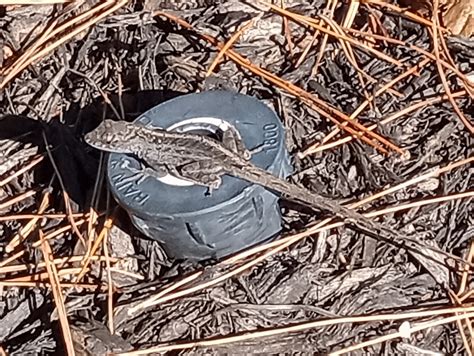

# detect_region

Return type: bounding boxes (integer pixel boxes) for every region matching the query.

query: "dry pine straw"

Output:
[0,1,473,355]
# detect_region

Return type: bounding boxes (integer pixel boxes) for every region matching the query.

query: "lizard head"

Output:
[84,120,138,153]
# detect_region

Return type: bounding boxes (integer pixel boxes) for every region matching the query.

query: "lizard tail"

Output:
[231,164,364,222]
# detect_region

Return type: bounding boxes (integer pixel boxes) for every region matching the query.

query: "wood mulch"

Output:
[0,1,472,355]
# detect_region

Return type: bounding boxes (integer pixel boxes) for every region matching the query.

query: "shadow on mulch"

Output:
[0,89,184,207]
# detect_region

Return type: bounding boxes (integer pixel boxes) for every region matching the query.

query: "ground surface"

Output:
[0,1,473,355]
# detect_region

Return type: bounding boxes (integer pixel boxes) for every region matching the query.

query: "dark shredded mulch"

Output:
[0,1,473,355]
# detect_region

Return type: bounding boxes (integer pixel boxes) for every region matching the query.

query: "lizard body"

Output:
[85,120,390,237]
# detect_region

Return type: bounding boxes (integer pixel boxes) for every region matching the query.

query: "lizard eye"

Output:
[103,132,115,144]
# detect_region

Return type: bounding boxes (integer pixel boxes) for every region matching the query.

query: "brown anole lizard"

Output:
[83,119,468,280]
[85,120,394,239]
